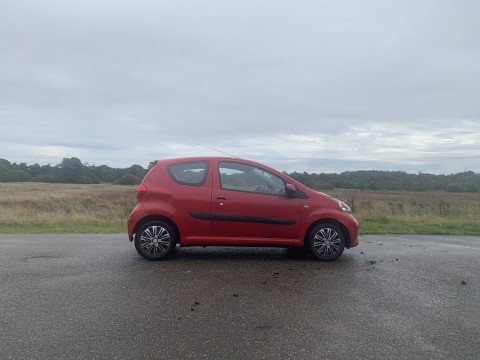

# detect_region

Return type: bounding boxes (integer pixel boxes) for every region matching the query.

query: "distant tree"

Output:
[125,164,147,178]
[0,169,15,182]
[147,160,158,170]
[56,157,100,184]
[28,163,43,178]
[12,162,29,173]
[113,174,141,185]
[446,183,466,192]
[13,171,31,182]
[94,165,121,183]
[465,183,479,192]
[311,181,335,190]
[32,174,59,183]
[0,159,11,168]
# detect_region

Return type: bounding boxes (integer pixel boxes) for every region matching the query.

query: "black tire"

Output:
[307,223,345,261]
[134,221,177,261]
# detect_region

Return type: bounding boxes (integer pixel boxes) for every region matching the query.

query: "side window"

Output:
[168,161,209,186]
[219,161,286,196]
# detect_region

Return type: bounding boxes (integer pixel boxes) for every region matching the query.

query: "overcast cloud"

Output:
[1,0,479,174]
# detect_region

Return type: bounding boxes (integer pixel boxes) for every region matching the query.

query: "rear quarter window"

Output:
[167,161,209,186]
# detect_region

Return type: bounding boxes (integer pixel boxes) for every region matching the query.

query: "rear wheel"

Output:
[307,223,345,261]
[134,221,177,261]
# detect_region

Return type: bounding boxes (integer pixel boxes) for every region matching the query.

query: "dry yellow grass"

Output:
[329,189,480,234]
[0,183,137,233]
[0,183,479,235]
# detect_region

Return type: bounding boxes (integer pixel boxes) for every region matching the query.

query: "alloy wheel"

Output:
[313,227,342,257]
[139,225,172,257]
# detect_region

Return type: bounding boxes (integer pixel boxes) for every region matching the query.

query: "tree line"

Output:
[0,157,154,185]
[287,170,480,193]
[0,157,479,192]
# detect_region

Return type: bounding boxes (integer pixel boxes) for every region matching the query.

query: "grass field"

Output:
[330,189,480,235]
[0,183,479,235]
[0,183,136,234]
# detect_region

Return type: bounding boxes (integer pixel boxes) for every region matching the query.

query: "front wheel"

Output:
[307,223,345,261]
[134,221,177,261]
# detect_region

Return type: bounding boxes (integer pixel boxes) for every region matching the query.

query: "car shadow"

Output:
[170,246,312,261]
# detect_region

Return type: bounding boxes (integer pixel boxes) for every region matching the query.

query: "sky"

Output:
[1,0,479,174]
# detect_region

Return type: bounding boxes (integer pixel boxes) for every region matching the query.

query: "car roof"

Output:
[156,156,271,168]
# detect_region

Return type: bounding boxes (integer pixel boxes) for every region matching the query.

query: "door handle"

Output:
[216,195,226,201]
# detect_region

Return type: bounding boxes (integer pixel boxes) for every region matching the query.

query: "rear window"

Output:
[167,161,209,186]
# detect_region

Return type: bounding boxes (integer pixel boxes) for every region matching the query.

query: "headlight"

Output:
[331,198,352,213]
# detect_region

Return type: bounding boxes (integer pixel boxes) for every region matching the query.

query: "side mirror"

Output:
[285,183,298,198]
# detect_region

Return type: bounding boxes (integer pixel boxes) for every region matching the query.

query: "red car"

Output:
[128,157,359,261]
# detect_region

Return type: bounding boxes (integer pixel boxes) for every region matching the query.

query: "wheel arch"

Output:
[304,218,352,249]
[133,215,180,244]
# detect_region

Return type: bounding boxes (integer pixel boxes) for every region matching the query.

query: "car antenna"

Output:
[197,144,242,158]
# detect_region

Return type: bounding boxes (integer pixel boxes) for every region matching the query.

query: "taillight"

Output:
[136,184,147,200]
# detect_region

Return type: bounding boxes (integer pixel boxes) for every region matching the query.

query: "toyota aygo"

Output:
[128,157,359,261]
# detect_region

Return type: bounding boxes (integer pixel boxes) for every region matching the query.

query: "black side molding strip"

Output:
[189,211,296,225]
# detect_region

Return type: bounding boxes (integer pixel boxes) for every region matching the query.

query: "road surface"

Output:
[1,234,479,359]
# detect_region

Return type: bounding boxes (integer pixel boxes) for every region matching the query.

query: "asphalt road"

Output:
[0,234,479,360]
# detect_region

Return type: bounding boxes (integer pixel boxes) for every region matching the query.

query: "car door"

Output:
[210,160,301,242]
[163,160,213,243]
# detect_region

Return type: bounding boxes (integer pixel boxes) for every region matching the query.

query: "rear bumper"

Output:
[127,204,147,241]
